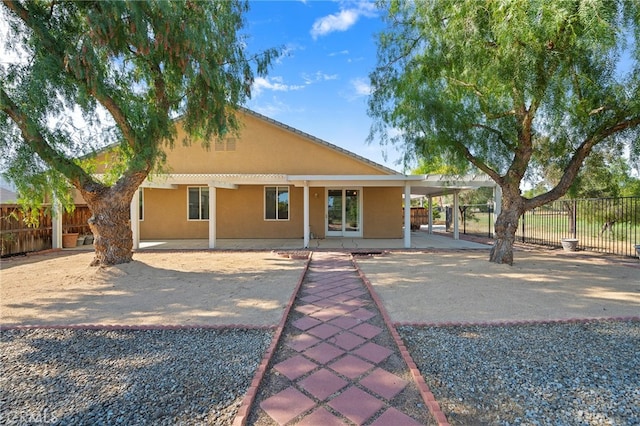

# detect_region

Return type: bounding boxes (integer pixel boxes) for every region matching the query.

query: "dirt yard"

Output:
[0,251,307,327]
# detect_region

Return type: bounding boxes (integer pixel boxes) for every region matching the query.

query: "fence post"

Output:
[572,200,578,239]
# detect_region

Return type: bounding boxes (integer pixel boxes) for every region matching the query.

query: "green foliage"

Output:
[370,0,640,209]
[0,0,278,204]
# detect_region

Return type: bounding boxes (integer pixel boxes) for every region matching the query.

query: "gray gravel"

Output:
[399,319,640,425]
[0,328,272,426]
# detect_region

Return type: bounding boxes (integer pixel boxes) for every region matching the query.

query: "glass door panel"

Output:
[345,190,360,233]
[327,189,343,235]
[326,188,362,237]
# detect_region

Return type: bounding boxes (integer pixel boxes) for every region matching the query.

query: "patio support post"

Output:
[427,196,433,234]
[303,181,309,248]
[404,182,411,248]
[130,189,140,250]
[208,185,216,249]
[493,185,502,235]
[52,197,63,249]
[453,190,460,240]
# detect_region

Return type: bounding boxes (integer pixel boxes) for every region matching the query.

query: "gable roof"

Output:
[240,108,400,176]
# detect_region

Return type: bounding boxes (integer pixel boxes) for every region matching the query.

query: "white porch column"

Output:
[427,196,433,234]
[52,198,63,249]
[404,182,411,248]
[493,185,502,234]
[208,186,216,249]
[130,189,140,250]
[453,190,460,240]
[303,181,310,248]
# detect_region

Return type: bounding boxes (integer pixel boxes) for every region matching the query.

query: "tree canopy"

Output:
[369,0,640,264]
[0,0,278,265]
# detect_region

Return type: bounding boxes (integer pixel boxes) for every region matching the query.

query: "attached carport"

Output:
[407,174,501,243]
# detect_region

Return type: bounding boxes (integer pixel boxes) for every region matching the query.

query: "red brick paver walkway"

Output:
[243,252,441,425]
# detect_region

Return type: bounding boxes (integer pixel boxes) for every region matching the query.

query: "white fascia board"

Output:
[140,181,178,189]
[287,174,421,187]
[158,174,288,185]
[421,174,496,184]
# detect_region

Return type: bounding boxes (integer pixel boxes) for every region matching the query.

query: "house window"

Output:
[265,186,289,220]
[188,187,209,220]
[215,138,236,151]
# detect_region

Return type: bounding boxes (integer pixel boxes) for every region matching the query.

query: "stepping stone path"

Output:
[246,252,437,425]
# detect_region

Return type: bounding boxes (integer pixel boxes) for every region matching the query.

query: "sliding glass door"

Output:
[326,188,362,237]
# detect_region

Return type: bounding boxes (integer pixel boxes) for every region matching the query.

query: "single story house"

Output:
[53,108,499,249]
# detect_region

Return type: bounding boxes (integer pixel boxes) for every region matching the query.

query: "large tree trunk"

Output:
[79,174,144,267]
[87,194,134,267]
[490,187,525,265]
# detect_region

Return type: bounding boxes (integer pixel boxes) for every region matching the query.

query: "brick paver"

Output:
[246,252,437,425]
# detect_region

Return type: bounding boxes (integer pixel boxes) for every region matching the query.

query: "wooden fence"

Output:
[0,205,92,257]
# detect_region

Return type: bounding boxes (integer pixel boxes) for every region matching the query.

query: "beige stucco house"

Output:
[54,108,498,249]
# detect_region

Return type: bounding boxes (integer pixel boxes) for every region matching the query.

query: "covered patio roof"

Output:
[63,173,499,251]
[140,173,497,198]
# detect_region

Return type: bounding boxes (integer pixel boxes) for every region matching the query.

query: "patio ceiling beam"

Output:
[140,182,178,189]
[208,181,238,190]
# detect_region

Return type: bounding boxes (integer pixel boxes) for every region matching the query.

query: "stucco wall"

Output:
[363,187,403,238]
[139,185,403,240]
[141,185,322,240]
[156,112,389,175]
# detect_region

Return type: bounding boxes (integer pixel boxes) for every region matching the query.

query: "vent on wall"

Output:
[215,138,237,151]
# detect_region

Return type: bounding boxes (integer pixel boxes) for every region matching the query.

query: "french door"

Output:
[326,188,362,237]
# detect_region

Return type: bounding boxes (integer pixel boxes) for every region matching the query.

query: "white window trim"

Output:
[264,185,290,221]
[187,186,209,221]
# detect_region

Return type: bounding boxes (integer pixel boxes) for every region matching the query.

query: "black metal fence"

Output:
[457,197,640,258]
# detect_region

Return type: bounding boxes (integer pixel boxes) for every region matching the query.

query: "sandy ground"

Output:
[1,251,306,327]
[1,248,638,328]
[355,249,640,324]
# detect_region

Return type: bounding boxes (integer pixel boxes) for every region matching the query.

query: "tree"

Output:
[0,1,277,266]
[532,135,634,199]
[368,0,640,264]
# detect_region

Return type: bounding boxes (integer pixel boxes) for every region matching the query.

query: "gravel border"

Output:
[0,328,273,425]
[398,319,640,425]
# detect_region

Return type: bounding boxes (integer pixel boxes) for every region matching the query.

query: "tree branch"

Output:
[3,0,138,149]
[526,115,640,209]
[447,77,484,97]
[0,86,97,190]
[471,123,515,150]
[449,137,504,186]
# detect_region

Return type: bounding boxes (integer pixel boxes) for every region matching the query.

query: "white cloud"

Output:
[329,50,350,57]
[311,9,358,39]
[302,71,339,85]
[310,2,378,39]
[351,77,371,96]
[251,96,303,118]
[252,76,306,96]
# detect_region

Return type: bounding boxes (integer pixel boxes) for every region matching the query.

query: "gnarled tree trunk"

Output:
[490,187,525,265]
[79,173,145,267]
[87,195,134,267]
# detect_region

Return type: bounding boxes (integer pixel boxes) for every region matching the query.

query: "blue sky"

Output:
[242,1,403,171]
